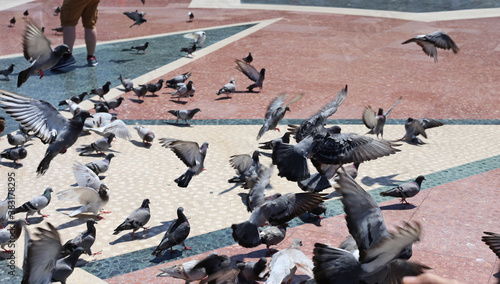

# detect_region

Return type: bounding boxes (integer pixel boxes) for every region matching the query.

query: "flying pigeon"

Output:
[131,42,149,53]
[228,150,265,190]
[166,71,191,86]
[257,93,304,140]
[141,79,164,95]
[237,257,267,282]
[21,222,62,284]
[188,11,194,22]
[52,247,85,284]
[113,199,151,238]
[0,64,14,80]
[124,10,147,28]
[118,74,133,91]
[482,232,500,259]
[159,138,208,187]
[243,52,253,64]
[168,107,201,125]
[362,96,402,139]
[77,134,114,155]
[152,207,190,257]
[134,123,155,144]
[90,81,112,101]
[0,146,28,165]
[86,119,130,140]
[105,97,125,111]
[380,175,426,204]
[260,223,289,252]
[235,59,265,92]
[184,31,206,47]
[132,85,147,101]
[58,92,88,106]
[402,31,459,62]
[9,16,15,27]
[401,117,444,144]
[60,220,97,257]
[170,80,195,101]
[18,21,70,87]
[232,192,326,248]
[181,43,197,57]
[57,184,110,218]
[85,153,115,175]
[0,220,22,252]
[13,187,53,224]
[216,78,236,97]
[259,238,313,283]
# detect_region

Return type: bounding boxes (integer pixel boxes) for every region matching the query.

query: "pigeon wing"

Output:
[427,31,459,53]
[160,139,200,168]
[235,60,260,82]
[57,187,101,205]
[265,94,286,120]
[419,118,443,130]
[73,161,101,191]
[229,154,252,174]
[384,96,402,116]
[89,119,131,140]
[362,106,377,129]
[124,11,140,21]
[262,192,326,225]
[313,243,362,283]
[23,21,52,62]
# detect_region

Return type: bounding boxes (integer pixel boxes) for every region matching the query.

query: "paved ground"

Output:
[0,0,499,283]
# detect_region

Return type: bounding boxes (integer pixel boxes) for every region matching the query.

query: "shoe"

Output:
[51,54,76,70]
[87,55,98,67]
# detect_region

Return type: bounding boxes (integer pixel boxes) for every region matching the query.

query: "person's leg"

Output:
[63,26,76,52]
[84,27,97,56]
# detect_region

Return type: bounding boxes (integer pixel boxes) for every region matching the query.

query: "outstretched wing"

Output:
[73,161,101,191]
[362,106,377,129]
[160,138,201,168]
[23,21,52,62]
[235,60,260,82]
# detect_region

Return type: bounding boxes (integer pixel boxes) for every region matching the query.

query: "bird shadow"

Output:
[24,216,45,225]
[379,203,416,211]
[128,98,144,104]
[214,96,232,101]
[168,99,188,105]
[0,162,23,169]
[219,183,242,195]
[55,218,91,230]
[360,174,404,187]
[324,190,340,199]
[120,48,133,52]
[130,52,147,55]
[259,152,272,159]
[89,98,104,104]
[109,59,134,64]
[145,94,159,98]
[229,248,269,260]
[150,248,185,263]
[110,221,172,245]
[116,87,131,92]
[164,122,191,128]
[130,140,152,148]
[78,152,107,157]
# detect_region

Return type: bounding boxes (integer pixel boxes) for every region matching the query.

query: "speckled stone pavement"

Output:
[0,0,499,283]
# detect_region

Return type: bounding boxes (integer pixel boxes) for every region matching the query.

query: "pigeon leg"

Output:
[274,128,280,132]
[3,249,12,253]
[0,224,4,229]
[93,250,102,255]
[96,215,105,220]
[102,210,112,214]
[41,214,49,218]
[25,217,30,225]
[38,70,44,79]
[182,243,191,250]
[130,231,135,239]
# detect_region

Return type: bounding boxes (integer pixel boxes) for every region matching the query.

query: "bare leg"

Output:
[84,28,97,56]
[63,26,76,52]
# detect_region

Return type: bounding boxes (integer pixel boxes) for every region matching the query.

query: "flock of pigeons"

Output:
[0,4,497,284]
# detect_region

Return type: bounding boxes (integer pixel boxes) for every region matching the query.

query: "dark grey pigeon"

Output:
[362,96,402,139]
[22,222,62,284]
[168,107,201,125]
[91,81,112,101]
[152,207,190,257]
[260,223,288,252]
[259,132,290,150]
[124,10,147,28]
[245,164,273,212]
[131,42,149,53]
[200,267,240,284]
[308,202,327,220]
[193,254,231,278]
[13,187,52,224]
[133,85,147,101]
[58,92,88,106]
[235,59,265,92]
[54,6,60,16]
[141,79,163,95]
[52,247,84,284]
[156,253,229,282]
[228,150,263,190]
[105,97,125,111]
[118,74,133,91]
[94,102,109,113]
[216,78,236,97]
[18,21,70,87]
[232,192,326,248]
[77,134,114,155]
[401,117,444,144]
[188,11,194,22]
[0,64,14,80]
[114,199,151,238]
[257,93,304,140]
[237,257,267,282]
[0,146,27,165]
[181,43,197,57]
[170,80,195,101]
[160,138,208,188]
[85,153,115,175]
[9,16,15,27]
[0,90,92,176]
[402,31,459,62]
[242,52,253,64]
[380,176,425,204]
[61,220,97,257]
[166,71,191,86]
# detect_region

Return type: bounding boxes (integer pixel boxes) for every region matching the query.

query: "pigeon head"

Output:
[141,199,150,208]
[144,42,149,47]
[377,108,383,115]
[285,106,291,112]
[54,44,71,55]
[415,175,426,186]
[44,187,53,196]
[117,97,125,102]
[328,125,342,134]
[407,117,414,123]
[291,238,303,248]
[106,133,116,143]
[191,108,201,114]
[260,68,266,76]
[17,148,28,159]
[251,150,260,161]
[106,153,115,160]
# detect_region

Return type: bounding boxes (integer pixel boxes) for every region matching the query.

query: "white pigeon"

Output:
[86,119,131,140]
[83,112,114,131]
[65,99,83,116]
[183,31,206,47]
[133,123,155,144]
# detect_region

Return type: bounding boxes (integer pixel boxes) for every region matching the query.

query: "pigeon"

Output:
[184,31,206,47]
[228,150,264,190]
[54,6,61,16]
[243,52,253,64]
[200,267,240,284]
[362,96,402,139]
[216,78,236,97]
[141,79,163,95]
[157,258,208,282]
[0,64,14,80]
[105,97,125,111]
[77,134,114,155]
[23,10,29,18]
[18,21,70,87]
[308,202,327,220]
[113,199,150,238]
[237,257,267,282]
[401,117,444,144]
[235,60,265,92]
[64,99,84,116]
[132,85,147,101]
[52,26,63,34]
[94,102,109,113]
[0,146,28,165]
[402,31,459,62]
[260,223,289,252]
[159,138,208,187]
[152,207,191,257]
[188,11,194,22]
[118,74,134,91]
[0,220,22,252]
[170,80,196,100]
[13,187,53,224]
[85,153,115,176]
[131,42,149,53]
[124,10,147,28]
[0,194,10,228]
[21,222,62,284]
[134,123,155,144]
[87,119,130,140]
[83,112,115,131]
[90,81,112,101]
[52,247,85,284]
[257,93,304,140]
[168,107,201,125]
[9,16,15,27]
[259,238,313,283]
[193,253,232,279]
[380,175,426,204]
[57,183,110,218]
[166,71,191,86]
[482,232,500,259]
[58,92,88,106]
[60,220,97,257]
[181,43,197,57]
[232,192,326,248]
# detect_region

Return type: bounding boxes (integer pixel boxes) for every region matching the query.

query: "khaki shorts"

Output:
[60,0,100,29]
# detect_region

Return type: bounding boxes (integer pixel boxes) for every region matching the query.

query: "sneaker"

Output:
[87,55,98,67]
[51,54,76,70]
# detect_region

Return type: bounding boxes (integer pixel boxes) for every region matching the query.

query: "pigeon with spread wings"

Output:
[401,118,443,145]
[257,93,304,140]
[362,96,402,139]
[402,31,459,63]
[235,59,265,92]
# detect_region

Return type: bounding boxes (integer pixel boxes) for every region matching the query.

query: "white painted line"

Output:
[0,0,34,12]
